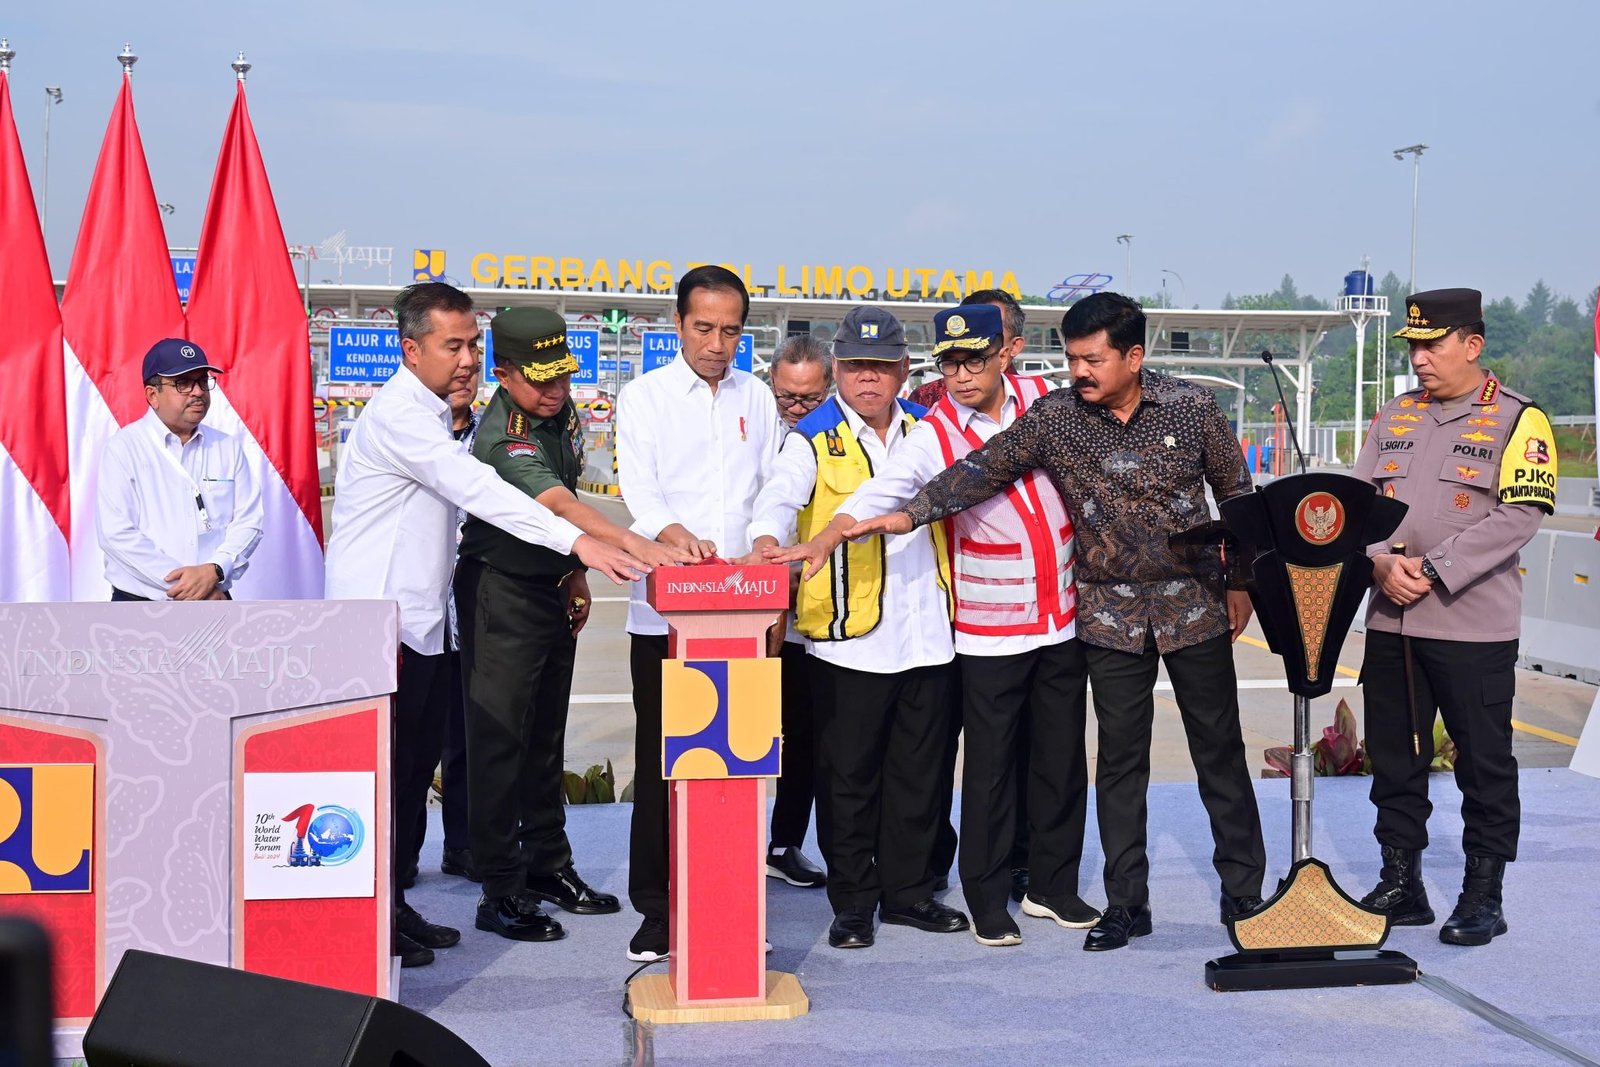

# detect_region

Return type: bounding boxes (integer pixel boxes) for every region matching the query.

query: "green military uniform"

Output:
[453,308,619,938]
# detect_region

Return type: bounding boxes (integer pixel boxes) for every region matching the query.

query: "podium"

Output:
[0,600,399,1058]
[626,563,808,1023]
[1207,473,1417,991]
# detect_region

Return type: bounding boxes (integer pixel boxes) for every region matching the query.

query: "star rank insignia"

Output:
[507,411,529,439]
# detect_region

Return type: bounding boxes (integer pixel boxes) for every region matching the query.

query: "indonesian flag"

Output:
[0,69,71,601]
[185,79,324,597]
[58,72,186,600]
[1593,287,1599,540]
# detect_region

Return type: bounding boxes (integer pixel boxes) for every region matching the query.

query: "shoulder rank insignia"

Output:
[1456,465,1481,480]
[1389,413,1423,422]
[1387,425,1415,436]
[1467,417,1499,427]
[507,411,529,439]
[1459,430,1495,443]
[1477,378,1499,404]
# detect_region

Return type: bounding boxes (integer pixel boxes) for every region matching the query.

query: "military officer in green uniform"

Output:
[1352,288,1558,947]
[455,308,689,942]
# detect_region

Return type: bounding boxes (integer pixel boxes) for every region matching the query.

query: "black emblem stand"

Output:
[1205,472,1418,992]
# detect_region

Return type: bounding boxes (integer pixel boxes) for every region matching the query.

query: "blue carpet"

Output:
[402,770,1600,1066]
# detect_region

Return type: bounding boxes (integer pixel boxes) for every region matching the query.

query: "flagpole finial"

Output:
[0,38,15,73]
[232,51,251,82]
[117,43,137,73]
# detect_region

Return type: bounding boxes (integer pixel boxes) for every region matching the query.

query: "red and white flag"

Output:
[1593,287,1599,540]
[0,65,71,601]
[58,71,186,600]
[185,78,324,597]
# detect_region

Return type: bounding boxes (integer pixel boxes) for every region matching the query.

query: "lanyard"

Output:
[150,424,212,534]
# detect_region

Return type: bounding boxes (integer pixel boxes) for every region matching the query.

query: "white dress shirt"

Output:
[97,409,265,600]
[617,354,779,635]
[749,399,954,674]
[841,381,1074,657]
[324,363,583,655]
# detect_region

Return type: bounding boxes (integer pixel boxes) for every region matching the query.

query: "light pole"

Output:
[1116,234,1133,296]
[1393,144,1426,294]
[1160,268,1187,309]
[42,84,63,239]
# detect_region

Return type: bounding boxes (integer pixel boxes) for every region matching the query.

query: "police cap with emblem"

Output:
[491,307,580,382]
[1394,287,1483,341]
[932,304,1002,356]
[833,305,907,360]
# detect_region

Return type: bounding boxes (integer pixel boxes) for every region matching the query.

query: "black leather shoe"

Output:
[1010,866,1030,904]
[440,847,481,882]
[392,930,433,968]
[627,917,669,962]
[880,897,969,933]
[1083,904,1153,951]
[525,864,621,915]
[475,893,565,943]
[828,907,876,949]
[973,910,1023,947]
[1021,892,1101,929]
[396,903,460,949]
[1220,893,1265,924]
[766,847,827,888]
[1360,845,1435,926]
[1439,855,1508,946]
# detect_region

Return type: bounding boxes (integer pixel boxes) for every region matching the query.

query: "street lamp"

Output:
[1116,234,1134,295]
[1393,144,1427,294]
[1160,268,1188,309]
[42,85,63,239]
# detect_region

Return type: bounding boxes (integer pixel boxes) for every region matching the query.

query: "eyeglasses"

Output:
[935,353,994,377]
[160,374,215,395]
[774,391,827,410]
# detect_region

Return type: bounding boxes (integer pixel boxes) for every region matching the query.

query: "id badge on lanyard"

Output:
[153,429,212,534]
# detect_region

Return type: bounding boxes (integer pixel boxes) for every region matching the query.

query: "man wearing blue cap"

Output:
[96,338,264,601]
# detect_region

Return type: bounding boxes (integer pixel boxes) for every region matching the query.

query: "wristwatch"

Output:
[1419,558,1438,582]
[212,563,225,583]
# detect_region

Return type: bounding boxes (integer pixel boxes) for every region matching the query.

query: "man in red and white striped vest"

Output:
[829,302,1099,948]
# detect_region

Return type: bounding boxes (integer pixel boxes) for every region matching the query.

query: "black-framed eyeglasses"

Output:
[935,353,994,377]
[160,374,215,395]
[774,391,827,410]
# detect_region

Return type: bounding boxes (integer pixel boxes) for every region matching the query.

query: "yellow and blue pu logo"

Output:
[0,765,93,894]
[661,660,782,779]
[412,249,447,282]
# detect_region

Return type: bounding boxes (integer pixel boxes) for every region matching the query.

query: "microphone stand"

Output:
[1260,350,1308,475]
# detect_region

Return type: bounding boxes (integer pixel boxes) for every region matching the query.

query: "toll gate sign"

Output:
[328,326,402,383]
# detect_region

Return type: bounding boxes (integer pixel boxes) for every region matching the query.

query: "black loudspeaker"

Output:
[83,950,491,1067]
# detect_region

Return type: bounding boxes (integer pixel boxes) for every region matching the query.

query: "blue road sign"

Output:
[597,359,634,375]
[171,256,196,304]
[640,332,753,374]
[328,326,402,383]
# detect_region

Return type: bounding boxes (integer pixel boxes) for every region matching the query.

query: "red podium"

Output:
[626,563,808,1023]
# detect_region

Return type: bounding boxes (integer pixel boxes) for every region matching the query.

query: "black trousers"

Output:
[1362,631,1520,861]
[770,640,817,849]
[958,640,1090,920]
[809,657,955,913]
[628,633,671,921]
[394,642,451,913]
[439,649,469,852]
[930,659,963,881]
[1085,631,1265,908]
[455,559,578,900]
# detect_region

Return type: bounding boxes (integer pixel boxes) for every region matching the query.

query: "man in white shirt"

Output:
[615,266,780,962]
[325,282,647,969]
[756,306,968,951]
[759,336,831,891]
[97,339,263,602]
[829,303,1098,948]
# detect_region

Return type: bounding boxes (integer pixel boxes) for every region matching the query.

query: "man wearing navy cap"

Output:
[96,338,264,601]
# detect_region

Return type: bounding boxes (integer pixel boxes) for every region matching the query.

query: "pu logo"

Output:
[412,248,447,282]
[661,659,782,779]
[0,765,93,894]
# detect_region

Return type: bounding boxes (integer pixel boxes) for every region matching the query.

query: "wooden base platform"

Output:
[627,970,808,1024]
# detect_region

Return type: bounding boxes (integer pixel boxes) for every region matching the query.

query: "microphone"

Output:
[1259,349,1308,475]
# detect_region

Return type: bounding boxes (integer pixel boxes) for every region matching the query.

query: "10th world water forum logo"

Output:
[280,802,365,868]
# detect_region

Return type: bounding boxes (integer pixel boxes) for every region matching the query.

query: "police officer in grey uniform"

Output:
[455,308,688,942]
[1352,288,1559,946]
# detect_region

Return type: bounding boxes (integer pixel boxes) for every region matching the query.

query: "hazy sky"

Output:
[9,0,1599,308]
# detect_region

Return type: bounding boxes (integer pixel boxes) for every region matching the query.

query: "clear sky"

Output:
[8,0,1598,307]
